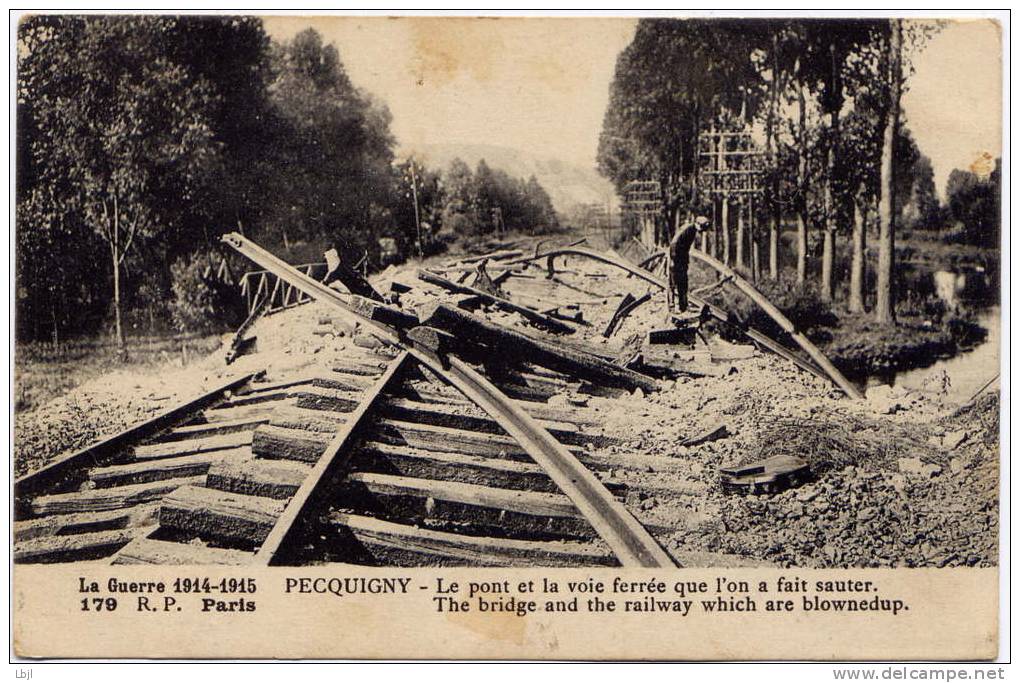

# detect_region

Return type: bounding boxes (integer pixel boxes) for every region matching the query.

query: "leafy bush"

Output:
[711,271,838,340]
[168,253,244,334]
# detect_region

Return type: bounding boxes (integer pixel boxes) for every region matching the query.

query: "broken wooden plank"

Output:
[346,294,419,330]
[112,537,254,565]
[158,485,285,546]
[322,247,386,302]
[682,423,729,447]
[415,302,658,392]
[332,513,616,567]
[32,476,205,516]
[603,291,652,338]
[418,269,575,334]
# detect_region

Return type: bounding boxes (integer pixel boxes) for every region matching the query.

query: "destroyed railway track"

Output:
[13,345,679,567]
[13,235,678,568]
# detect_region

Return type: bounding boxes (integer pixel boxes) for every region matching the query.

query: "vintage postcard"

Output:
[11,12,1004,661]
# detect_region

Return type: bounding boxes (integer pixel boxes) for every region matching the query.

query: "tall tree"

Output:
[875,19,902,323]
[263,28,396,260]
[18,16,221,345]
[946,159,1001,247]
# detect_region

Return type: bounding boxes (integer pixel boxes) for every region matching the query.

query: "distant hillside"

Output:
[401,143,617,214]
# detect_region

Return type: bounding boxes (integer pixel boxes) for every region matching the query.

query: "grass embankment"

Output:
[690,266,989,378]
[15,333,223,413]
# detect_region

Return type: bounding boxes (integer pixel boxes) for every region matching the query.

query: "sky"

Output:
[264,16,1002,198]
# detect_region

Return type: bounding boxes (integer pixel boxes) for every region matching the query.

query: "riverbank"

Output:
[688,263,994,381]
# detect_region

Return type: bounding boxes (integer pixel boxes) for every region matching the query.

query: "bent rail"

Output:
[221,232,675,568]
[414,350,674,568]
[506,244,862,399]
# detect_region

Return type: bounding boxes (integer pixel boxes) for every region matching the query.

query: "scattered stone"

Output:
[943,429,968,450]
[867,385,904,414]
[546,393,570,407]
[898,457,941,478]
[353,334,382,349]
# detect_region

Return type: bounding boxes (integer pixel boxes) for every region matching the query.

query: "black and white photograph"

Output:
[10,11,1005,661]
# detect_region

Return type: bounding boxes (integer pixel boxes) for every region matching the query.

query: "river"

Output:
[864,305,1001,405]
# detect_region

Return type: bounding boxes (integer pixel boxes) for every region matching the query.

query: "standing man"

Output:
[668,215,711,314]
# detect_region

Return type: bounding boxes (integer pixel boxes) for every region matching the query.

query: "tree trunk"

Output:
[735,200,745,270]
[712,199,722,260]
[820,42,841,303]
[820,229,834,302]
[768,32,781,280]
[769,216,779,279]
[109,195,124,349]
[749,195,760,283]
[849,199,866,313]
[721,199,731,266]
[796,213,807,283]
[112,244,123,347]
[876,20,902,324]
[796,72,808,284]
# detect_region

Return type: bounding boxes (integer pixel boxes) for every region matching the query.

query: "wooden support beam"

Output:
[270,405,349,433]
[158,485,285,547]
[14,504,157,542]
[293,386,362,413]
[166,416,269,439]
[418,269,576,334]
[133,431,253,461]
[206,458,311,500]
[112,537,254,565]
[90,448,248,488]
[353,442,558,493]
[415,303,658,393]
[15,526,154,564]
[251,425,330,464]
[331,512,616,567]
[32,476,205,516]
[341,472,596,541]
[202,399,293,425]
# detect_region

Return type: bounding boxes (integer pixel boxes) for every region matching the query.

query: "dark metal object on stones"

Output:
[719,455,810,495]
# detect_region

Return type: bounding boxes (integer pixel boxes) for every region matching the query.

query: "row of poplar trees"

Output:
[597,18,940,324]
